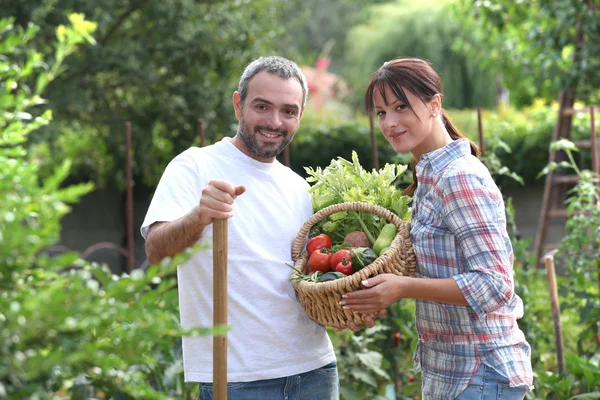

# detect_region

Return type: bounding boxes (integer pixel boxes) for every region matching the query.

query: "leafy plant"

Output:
[0,14,212,400]
[454,0,600,106]
[0,13,95,289]
[305,151,411,242]
[1,0,309,191]
[527,138,600,398]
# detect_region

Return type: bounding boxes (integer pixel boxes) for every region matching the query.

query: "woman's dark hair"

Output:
[364,58,479,195]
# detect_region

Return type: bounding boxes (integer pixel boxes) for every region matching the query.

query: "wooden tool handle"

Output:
[213,218,228,399]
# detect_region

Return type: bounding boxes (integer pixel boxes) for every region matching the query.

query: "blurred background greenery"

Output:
[3,0,597,191]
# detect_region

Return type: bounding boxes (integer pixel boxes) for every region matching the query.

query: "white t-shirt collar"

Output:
[219,137,277,171]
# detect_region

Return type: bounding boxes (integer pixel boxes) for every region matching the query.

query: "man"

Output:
[141,56,339,399]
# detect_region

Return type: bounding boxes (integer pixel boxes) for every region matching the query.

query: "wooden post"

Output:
[477,108,485,157]
[369,114,379,171]
[544,250,565,375]
[198,119,206,148]
[591,106,600,285]
[125,121,135,272]
[590,106,598,174]
[283,145,290,168]
[213,219,228,399]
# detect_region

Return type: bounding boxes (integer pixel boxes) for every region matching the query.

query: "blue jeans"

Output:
[197,361,339,400]
[455,363,527,400]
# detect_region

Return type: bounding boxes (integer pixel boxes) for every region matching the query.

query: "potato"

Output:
[343,231,371,248]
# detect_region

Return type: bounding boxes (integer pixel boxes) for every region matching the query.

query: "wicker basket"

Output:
[291,201,416,328]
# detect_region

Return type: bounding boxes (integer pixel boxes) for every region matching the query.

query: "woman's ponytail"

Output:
[441,110,479,157]
[403,110,480,196]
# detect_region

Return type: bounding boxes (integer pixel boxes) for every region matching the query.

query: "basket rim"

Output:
[291,227,408,291]
[291,201,413,290]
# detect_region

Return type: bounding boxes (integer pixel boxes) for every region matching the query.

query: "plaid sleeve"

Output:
[440,172,514,321]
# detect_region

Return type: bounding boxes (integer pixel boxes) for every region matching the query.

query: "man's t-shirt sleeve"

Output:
[141,151,202,239]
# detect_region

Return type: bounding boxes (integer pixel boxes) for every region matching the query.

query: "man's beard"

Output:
[238,116,294,159]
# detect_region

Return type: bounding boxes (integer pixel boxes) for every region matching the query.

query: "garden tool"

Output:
[213,219,228,400]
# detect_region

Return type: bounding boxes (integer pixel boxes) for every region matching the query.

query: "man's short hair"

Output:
[238,56,308,108]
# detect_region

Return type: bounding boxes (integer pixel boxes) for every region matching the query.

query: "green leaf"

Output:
[35,72,48,94]
[356,351,390,379]
[350,367,378,387]
[570,393,600,400]
[550,139,578,152]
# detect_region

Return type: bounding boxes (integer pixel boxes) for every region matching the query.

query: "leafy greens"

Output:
[305,151,412,244]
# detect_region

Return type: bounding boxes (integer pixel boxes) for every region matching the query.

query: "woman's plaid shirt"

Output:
[410,139,533,400]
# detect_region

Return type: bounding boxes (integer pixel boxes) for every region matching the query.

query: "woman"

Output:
[340,58,533,399]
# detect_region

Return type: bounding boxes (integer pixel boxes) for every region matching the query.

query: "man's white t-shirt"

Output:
[141,137,335,382]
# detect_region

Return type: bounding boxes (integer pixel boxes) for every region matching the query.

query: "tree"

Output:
[0,14,213,399]
[1,0,304,189]
[275,0,391,69]
[454,0,600,106]
[342,0,498,111]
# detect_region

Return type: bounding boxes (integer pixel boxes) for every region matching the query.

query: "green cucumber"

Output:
[373,223,397,256]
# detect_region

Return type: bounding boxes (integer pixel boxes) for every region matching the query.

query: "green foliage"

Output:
[0,15,210,399]
[1,0,306,190]
[305,151,411,244]
[469,103,556,188]
[454,0,600,106]
[0,13,95,289]
[306,151,410,216]
[440,102,596,189]
[330,326,390,400]
[28,121,115,187]
[343,0,497,110]
[274,0,390,69]
[330,301,419,400]
[2,250,216,400]
[549,139,600,357]
[518,138,600,398]
[9,0,568,194]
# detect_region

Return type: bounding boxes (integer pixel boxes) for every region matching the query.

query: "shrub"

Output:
[0,15,208,400]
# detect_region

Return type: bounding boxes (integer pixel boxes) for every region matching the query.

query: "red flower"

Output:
[315,58,330,69]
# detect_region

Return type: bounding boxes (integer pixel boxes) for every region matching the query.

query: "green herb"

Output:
[287,264,323,282]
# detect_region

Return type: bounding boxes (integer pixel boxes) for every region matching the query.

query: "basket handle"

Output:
[292,201,404,261]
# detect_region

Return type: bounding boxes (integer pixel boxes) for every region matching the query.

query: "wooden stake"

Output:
[125,122,135,272]
[198,119,206,148]
[369,113,379,171]
[213,219,228,399]
[283,145,290,168]
[544,250,565,375]
[477,108,485,157]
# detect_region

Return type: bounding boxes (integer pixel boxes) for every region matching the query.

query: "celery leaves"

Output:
[304,151,412,242]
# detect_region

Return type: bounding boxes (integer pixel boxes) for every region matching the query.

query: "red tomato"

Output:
[329,249,351,270]
[307,248,331,272]
[335,258,353,275]
[306,234,332,256]
[392,331,400,348]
